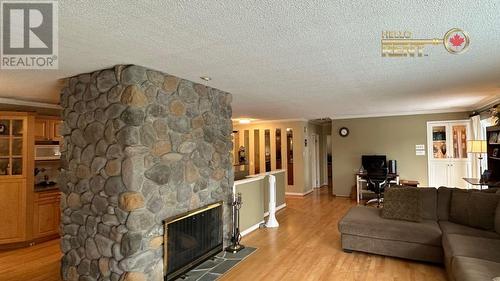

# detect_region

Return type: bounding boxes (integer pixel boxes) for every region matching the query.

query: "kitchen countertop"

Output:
[34,185,59,192]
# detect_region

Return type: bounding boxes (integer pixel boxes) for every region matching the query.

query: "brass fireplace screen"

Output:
[164,201,223,280]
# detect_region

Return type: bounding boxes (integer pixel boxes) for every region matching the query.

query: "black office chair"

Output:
[365,166,389,208]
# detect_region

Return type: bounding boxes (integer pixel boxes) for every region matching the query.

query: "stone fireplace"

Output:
[164,202,223,280]
[59,65,233,281]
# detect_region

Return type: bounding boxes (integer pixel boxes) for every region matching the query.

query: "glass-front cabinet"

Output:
[430,123,468,160]
[427,120,471,188]
[0,113,33,245]
[431,125,447,159]
[0,117,25,176]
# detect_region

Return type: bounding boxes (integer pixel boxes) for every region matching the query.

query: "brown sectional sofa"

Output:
[338,187,500,281]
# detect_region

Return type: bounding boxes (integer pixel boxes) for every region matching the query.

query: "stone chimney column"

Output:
[59,65,233,281]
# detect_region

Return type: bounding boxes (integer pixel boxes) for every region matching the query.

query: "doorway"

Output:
[311,134,320,188]
[308,118,333,195]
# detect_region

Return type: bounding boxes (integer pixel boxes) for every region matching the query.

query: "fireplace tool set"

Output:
[226,192,245,253]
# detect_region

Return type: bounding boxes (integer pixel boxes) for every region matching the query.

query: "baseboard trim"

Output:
[264,203,287,217]
[286,189,313,196]
[240,220,265,237]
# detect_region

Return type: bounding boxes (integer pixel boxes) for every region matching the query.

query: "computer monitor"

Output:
[361,155,387,172]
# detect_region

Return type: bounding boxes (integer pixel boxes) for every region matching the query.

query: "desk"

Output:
[462,178,500,190]
[356,173,399,204]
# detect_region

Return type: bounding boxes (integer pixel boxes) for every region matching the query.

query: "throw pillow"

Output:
[381,187,422,222]
[449,189,500,231]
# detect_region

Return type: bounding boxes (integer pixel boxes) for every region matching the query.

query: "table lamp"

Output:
[467,140,487,182]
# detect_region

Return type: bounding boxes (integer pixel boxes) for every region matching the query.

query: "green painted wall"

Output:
[263,171,286,213]
[332,112,470,196]
[236,171,286,232]
[235,179,265,231]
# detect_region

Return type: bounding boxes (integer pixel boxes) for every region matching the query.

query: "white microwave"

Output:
[35,145,61,161]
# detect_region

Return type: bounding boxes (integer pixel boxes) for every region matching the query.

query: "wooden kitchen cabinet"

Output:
[34,117,62,142]
[0,113,34,246]
[50,120,62,142]
[0,179,27,243]
[34,119,49,141]
[0,112,65,248]
[33,190,60,239]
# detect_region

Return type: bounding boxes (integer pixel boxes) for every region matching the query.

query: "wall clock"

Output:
[339,127,349,137]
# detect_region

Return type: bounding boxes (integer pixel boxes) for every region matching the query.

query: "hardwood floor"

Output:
[0,187,446,281]
[0,238,61,281]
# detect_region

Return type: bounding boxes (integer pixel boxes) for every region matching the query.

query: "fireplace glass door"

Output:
[165,202,223,280]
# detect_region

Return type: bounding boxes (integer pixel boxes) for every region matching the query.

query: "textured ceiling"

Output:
[0,0,499,119]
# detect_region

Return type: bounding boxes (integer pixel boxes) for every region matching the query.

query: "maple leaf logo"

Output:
[449,34,465,47]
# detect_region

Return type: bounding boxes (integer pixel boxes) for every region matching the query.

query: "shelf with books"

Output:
[486,125,500,181]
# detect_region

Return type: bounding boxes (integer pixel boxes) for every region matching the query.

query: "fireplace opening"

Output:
[164,202,224,280]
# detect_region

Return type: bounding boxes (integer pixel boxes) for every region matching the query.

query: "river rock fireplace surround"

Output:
[59,65,233,281]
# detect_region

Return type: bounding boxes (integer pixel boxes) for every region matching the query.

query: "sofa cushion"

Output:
[451,256,500,281]
[339,206,442,246]
[381,187,422,222]
[496,201,500,234]
[442,233,500,263]
[420,187,437,220]
[438,186,455,221]
[439,221,500,240]
[449,190,500,231]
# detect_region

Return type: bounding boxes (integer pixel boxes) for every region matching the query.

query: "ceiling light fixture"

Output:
[200,76,212,81]
[239,119,251,124]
